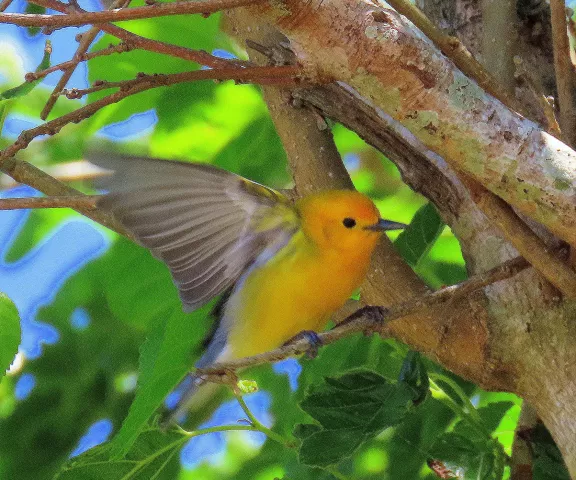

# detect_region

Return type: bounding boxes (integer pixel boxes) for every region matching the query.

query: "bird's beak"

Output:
[364,218,408,232]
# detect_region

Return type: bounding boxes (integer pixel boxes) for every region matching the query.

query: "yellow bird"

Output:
[90,154,406,421]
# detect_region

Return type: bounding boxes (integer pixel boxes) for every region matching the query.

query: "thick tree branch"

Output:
[514,57,562,137]
[253,0,576,247]
[0,0,264,27]
[511,403,538,480]
[386,0,524,115]
[197,254,531,375]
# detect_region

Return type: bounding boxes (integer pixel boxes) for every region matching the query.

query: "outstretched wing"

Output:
[89,153,299,312]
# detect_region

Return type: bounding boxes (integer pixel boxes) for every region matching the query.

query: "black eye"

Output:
[342,217,356,228]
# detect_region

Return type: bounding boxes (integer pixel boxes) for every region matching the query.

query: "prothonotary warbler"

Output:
[90,153,406,422]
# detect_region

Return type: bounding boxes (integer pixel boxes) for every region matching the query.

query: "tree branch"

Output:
[256,0,576,247]
[29,0,244,69]
[0,195,99,210]
[62,66,300,99]
[514,56,562,137]
[550,0,576,146]
[0,0,12,12]
[464,178,576,299]
[25,42,134,82]
[40,0,131,120]
[0,65,300,162]
[0,0,265,27]
[511,403,538,480]
[385,0,525,115]
[0,158,126,234]
[197,254,532,375]
[481,0,517,94]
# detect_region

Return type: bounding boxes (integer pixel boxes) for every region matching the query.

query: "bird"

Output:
[89,153,406,423]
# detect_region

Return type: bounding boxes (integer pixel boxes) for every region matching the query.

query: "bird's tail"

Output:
[161,335,231,429]
[161,373,229,428]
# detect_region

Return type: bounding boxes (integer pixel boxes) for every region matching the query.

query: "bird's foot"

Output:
[335,305,389,336]
[283,330,323,359]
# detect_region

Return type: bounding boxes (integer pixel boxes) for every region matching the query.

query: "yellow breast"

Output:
[224,231,373,359]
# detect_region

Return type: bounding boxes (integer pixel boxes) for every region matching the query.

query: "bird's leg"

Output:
[334,305,389,336]
[282,330,323,359]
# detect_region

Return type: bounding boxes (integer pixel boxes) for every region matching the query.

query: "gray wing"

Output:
[90,153,299,312]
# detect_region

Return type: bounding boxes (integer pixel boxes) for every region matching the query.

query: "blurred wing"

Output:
[89,153,299,312]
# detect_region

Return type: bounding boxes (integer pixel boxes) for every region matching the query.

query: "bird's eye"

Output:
[342,217,356,229]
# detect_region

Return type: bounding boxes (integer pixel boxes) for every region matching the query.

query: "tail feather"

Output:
[161,334,231,428]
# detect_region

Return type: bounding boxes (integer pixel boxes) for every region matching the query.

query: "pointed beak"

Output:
[364,218,408,232]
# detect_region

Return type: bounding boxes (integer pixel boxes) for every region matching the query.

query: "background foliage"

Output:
[0,3,566,479]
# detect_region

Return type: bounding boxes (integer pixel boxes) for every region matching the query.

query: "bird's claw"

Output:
[335,305,388,336]
[360,306,388,336]
[283,330,323,359]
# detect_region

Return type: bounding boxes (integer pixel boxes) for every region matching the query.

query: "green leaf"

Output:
[293,423,321,440]
[0,41,51,101]
[428,432,504,480]
[213,115,288,186]
[394,202,444,267]
[101,239,185,328]
[55,428,185,480]
[107,243,214,458]
[398,351,429,405]
[25,3,46,36]
[452,401,515,440]
[0,293,20,379]
[296,370,416,468]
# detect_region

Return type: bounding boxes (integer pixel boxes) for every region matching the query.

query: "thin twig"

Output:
[40,0,131,120]
[385,0,527,116]
[0,194,99,210]
[0,0,266,27]
[0,158,126,234]
[25,43,134,82]
[197,254,532,375]
[550,0,576,146]
[29,0,243,70]
[0,160,108,188]
[0,0,13,12]
[61,65,300,99]
[0,64,300,162]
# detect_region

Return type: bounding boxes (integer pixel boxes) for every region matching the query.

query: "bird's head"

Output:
[296,190,406,254]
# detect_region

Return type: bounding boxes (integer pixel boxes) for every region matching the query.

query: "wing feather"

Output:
[90,153,299,311]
